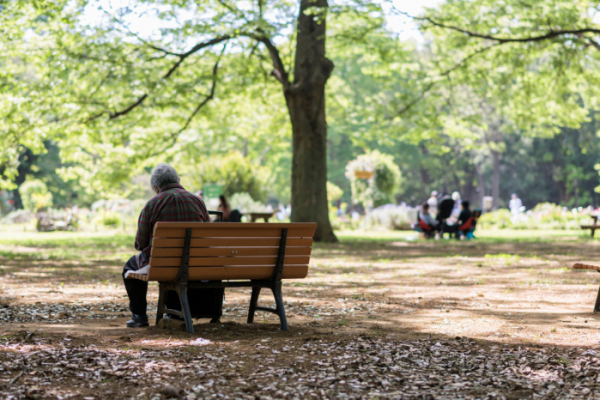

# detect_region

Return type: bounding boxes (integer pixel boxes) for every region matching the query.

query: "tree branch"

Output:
[86,36,231,123]
[243,31,290,89]
[587,37,600,52]
[395,43,501,117]
[175,57,221,134]
[395,9,600,44]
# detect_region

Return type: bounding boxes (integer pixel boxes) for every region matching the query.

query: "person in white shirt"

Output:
[509,193,523,215]
[427,191,438,217]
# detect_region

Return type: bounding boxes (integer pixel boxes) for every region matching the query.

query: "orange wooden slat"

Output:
[153,222,316,229]
[151,238,313,248]
[146,265,309,281]
[149,256,310,267]
[154,227,315,239]
[573,262,600,272]
[151,247,312,258]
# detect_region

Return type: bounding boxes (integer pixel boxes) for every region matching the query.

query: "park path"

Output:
[1,232,600,398]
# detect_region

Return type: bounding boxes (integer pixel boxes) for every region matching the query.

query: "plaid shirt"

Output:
[135,183,208,267]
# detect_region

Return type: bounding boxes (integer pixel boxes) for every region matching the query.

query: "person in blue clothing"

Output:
[415,203,438,238]
[456,201,476,239]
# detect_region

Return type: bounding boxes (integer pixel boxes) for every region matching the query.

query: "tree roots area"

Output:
[1,230,600,399]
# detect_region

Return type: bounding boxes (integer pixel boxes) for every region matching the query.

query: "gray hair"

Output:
[150,163,180,190]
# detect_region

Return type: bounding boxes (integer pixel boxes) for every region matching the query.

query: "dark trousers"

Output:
[122,256,187,316]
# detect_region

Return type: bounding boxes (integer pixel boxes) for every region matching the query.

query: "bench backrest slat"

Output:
[151,247,312,258]
[150,255,310,267]
[146,222,316,282]
[153,222,314,239]
[151,238,313,247]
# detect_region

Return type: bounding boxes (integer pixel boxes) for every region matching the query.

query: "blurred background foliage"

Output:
[2,0,600,223]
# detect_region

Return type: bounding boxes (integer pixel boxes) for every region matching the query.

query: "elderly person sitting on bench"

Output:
[122,163,209,328]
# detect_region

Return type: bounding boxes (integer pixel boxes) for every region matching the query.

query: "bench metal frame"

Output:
[155,228,289,334]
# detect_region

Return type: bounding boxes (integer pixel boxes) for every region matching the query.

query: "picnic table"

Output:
[581,214,600,237]
[245,212,275,222]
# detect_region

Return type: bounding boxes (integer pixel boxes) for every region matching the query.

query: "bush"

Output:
[360,204,417,230]
[188,152,270,202]
[327,182,344,204]
[345,150,402,209]
[479,203,592,230]
[229,192,268,213]
[19,179,53,211]
[1,209,33,224]
[92,211,123,227]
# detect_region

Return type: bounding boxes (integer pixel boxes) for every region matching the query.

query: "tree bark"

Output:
[474,162,485,210]
[491,150,500,210]
[286,0,337,242]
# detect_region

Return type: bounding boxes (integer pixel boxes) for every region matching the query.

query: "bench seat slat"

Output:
[146,265,309,281]
[151,247,311,258]
[149,255,310,267]
[151,238,313,248]
[154,227,315,239]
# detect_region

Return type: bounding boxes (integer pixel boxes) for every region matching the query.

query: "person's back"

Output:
[124,163,209,328]
[136,179,208,267]
[436,194,455,221]
[457,201,472,227]
[427,191,438,216]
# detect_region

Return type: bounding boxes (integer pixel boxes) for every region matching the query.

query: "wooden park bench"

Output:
[581,214,599,237]
[126,222,316,333]
[572,262,600,312]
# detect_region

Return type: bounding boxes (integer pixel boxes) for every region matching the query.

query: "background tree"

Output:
[1,0,389,241]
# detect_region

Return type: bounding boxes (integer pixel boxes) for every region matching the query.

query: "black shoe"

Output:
[126,314,149,328]
[164,314,184,321]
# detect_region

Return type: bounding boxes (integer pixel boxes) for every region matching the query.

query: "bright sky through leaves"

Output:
[80,0,445,43]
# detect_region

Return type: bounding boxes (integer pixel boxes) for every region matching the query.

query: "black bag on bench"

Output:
[166,283,224,319]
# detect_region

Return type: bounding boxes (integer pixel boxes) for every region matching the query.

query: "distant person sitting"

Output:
[427,191,438,217]
[509,193,523,215]
[451,192,462,219]
[436,193,455,237]
[456,201,476,239]
[218,195,232,222]
[416,203,438,238]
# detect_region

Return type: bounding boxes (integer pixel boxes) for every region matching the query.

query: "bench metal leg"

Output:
[156,283,166,325]
[179,283,194,334]
[247,287,261,324]
[594,286,600,313]
[271,282,288,331]
[246,284,288,331]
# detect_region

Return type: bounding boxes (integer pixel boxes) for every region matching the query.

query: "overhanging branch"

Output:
[86,35,231,123]
[394,43,501,117]
[395,9,600,44]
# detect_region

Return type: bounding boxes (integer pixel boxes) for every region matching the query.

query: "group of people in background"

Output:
[416,191,479,240]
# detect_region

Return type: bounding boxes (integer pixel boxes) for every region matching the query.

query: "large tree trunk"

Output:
[491,150,500,210]
[287,0,337,242]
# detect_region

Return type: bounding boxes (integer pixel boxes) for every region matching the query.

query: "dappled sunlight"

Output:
[2,231,600,398]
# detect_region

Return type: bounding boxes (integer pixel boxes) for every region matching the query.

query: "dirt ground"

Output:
[2,230,600,399]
